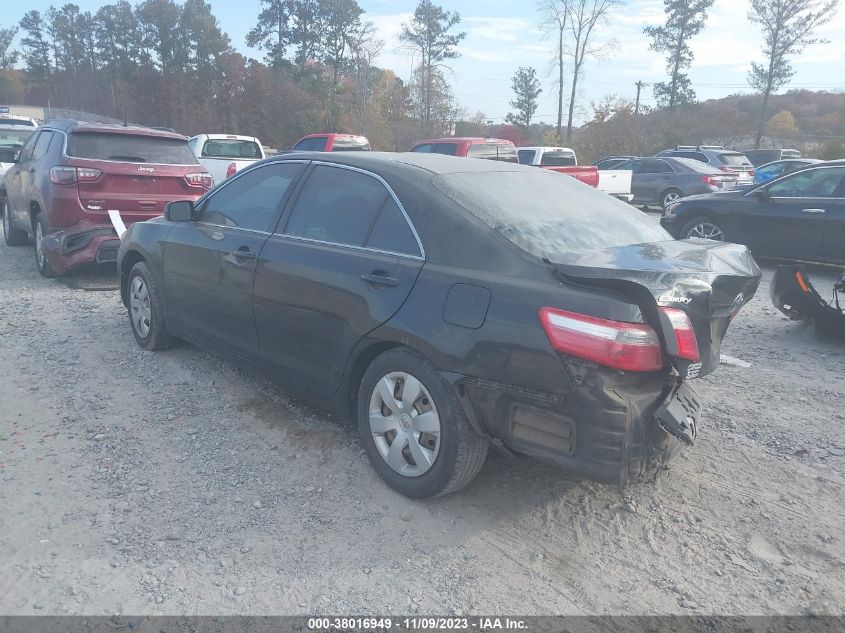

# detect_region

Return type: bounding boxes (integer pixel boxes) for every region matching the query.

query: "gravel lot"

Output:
[1,225,843,616]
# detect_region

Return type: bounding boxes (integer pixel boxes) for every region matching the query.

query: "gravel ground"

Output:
[0,226,843,616]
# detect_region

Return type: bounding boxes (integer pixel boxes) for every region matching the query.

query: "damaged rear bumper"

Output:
[42,221,121,275]
[457,372,700,485]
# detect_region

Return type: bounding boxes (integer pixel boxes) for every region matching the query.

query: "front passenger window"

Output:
[767,167,845,198]
[200,163,304,232]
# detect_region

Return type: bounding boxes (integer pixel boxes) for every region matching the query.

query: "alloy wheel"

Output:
[368,372,441,477]
[129,275,152,338]
[663,191,681,207]
[686,222,725,241]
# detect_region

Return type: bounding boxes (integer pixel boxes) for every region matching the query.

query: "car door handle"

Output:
[801,208,826,214]
[230,247,256,259]
[361,272,399,287]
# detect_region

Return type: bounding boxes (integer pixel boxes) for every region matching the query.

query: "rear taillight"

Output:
[539,307,664,372]
[226,162,237,178]
[49,166,78,185]
[77,167,102,181]
[659,307,700,362]
[49,166,102,185]
[186,172,214,189]
[748,169,755,177]
[702,175,719,186]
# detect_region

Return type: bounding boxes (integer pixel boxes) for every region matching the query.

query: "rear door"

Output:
[253,163,424,393]
[637,158,675,204]
[163,161,306,359]
[66,132,202,222]
[735,166,845,260]
[822,178,845,265]
[5,130,42,227]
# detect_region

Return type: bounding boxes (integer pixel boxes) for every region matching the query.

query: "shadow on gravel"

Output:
[57,262,119,291]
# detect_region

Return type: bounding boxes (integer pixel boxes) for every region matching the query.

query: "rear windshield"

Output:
[201,138,261,159]
[0,128,35,147]
[67,132,198,164]
[467,143,519,163]
[540,151,577,167]
[670,157,721,174]
[432,170,670,256]
[718,153,753,167]
[332,136,371,151]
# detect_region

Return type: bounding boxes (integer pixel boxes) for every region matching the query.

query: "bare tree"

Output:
[349,21,384,133]
[538,0,568,142]
[748,0,840,148]
[562,0,623,142]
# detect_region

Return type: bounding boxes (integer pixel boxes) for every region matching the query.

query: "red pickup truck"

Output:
[516,146,599,187]
[409,137,519,162]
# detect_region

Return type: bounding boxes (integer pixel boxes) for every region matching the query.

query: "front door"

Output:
[736,166,845,260]
[163,161,306,359]
[253,163,424,393]
[5,130,44,228]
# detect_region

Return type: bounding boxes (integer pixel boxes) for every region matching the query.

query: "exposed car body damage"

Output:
[771,265,845,339]
[550,240,762,379]
[41,220,121,274]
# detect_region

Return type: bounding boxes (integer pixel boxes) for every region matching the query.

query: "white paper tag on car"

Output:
[108,210,127,239]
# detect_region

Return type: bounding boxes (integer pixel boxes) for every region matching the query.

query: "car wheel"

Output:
[33,213,57,278]
[680,217,726,242]
[127,261,173,351]
[357,348,488,498]
[2,198,28,246]
[661,189,683,210]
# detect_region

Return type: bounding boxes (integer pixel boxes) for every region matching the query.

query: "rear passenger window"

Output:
[201,163,304,232]
[283,165,387,246]
[432,143,458,156]
[366,197,421,257]
[31,131,53,161]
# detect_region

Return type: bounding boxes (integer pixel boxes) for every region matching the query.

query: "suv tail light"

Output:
[659,307,700,362]
[185,172,214,189]
[226,162,237,178]
[50,166,102,184]
[539,307,664,372]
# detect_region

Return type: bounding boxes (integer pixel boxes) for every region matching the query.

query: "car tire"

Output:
[33,213,57,278]
[357,348,488,498]
[2,198,28,246]
[127,261,174,351]
[660,188,683,210]
[679,216,726,242]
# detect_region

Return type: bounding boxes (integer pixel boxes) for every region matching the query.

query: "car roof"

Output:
[414,137,513,145]
[270,151,533,175]
[198,133,260,142]
[519,146,575,152]
[760,158,823,166]
[298,133,367,139]
[42,119,188,141]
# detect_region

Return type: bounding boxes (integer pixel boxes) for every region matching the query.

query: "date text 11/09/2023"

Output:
[307,617,528,631]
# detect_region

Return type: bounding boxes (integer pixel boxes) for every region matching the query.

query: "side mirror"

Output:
[165,200,195,222]
[0,148,17,163]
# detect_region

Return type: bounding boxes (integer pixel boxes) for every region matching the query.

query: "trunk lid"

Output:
[549,240,761,378]
[70,159,203,222]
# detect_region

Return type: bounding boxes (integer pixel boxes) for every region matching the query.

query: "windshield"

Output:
[332,136,370,151]
[432,170,671,256]
[67,132,198,164]
[201,138,261,159]
[540,151,577,167]
[0,128,34,148]
[719,153,753,167]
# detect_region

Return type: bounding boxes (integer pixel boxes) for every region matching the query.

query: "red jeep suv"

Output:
[2,120,212,277]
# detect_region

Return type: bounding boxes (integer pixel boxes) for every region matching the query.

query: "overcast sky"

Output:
[11,0,845,124]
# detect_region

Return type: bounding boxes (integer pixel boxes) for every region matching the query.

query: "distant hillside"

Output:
[573,90,845,162]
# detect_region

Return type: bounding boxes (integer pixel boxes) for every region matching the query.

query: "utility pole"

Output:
[634,81,647,116]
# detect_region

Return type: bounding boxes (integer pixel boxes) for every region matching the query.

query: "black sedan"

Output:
[118,152,760,497]
[661,160,845,265]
